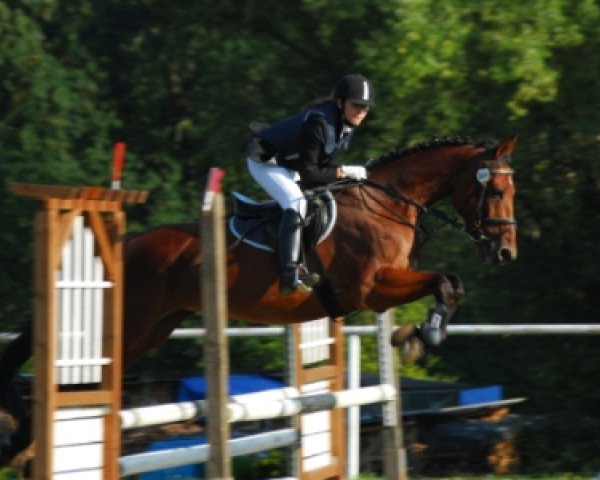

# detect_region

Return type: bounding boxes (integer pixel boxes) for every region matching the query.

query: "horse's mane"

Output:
[369,136,499,170]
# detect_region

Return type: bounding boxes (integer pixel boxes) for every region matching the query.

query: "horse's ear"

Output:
[495,135,518,161]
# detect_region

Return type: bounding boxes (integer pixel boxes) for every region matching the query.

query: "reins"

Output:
[321,169,516,243]
[317,179,472,240]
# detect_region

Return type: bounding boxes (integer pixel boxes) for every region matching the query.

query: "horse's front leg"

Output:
[367,268,464,349]
[416,272,464,346]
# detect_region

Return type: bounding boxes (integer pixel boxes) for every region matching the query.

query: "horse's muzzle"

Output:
[478,236,517,264]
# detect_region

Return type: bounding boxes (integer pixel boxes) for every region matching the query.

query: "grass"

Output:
[1,468,594,480]
[0,469,18,480]
[357,477,593,480]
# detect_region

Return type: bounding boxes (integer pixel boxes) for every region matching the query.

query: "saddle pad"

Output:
[229,215,276,252]
[229,191,337,252]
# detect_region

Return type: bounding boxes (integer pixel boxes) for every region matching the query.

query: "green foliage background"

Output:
[1,0,599,474]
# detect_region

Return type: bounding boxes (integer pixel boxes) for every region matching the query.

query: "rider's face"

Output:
[338,99,369,127]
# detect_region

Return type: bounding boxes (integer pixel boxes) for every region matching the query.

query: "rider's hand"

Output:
[341,165,368,181]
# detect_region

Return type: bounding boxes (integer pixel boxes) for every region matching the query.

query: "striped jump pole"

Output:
[119,384,394,430]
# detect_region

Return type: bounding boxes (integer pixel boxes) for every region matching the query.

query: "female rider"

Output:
[247,73,375,295]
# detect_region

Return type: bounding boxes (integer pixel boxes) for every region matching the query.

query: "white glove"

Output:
[341,165,367,181]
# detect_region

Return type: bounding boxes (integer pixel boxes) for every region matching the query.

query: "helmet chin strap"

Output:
[342,110,358,129]
[337,98,359,129]
[341,115,357,131]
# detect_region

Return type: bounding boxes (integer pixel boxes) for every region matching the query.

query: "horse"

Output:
[0,135,518,467]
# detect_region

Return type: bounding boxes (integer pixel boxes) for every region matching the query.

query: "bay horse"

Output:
[0,135,517,467]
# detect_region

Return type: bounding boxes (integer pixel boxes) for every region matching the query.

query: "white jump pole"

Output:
[120,384,394,429]
[347,334,361,479]
[4,324,600,344]
[120,428,298,477]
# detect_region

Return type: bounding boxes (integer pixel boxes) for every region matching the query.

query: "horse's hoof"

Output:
[11,445,35,475]
[401,336,424,364]
[390,324,416,347]
[0,447,11,468]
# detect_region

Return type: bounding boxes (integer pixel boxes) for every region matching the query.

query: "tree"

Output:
[0,1,117,328]
[1,0,599,471]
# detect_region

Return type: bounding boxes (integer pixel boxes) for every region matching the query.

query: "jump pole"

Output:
[11,182,147,480]
[201,167,232,480]
[377,311,408,480]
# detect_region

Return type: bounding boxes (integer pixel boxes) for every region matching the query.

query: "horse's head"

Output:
[452,136,518,264]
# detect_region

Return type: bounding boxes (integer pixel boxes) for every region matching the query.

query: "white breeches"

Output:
[247,157,307,218]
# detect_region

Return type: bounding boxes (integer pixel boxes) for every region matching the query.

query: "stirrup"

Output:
[294,265,320,294]
[298,265,320,287]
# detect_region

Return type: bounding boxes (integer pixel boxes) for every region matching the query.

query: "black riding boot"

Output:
[278,209,319,295]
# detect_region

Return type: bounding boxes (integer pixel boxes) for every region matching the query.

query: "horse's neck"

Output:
[370,147,479,207]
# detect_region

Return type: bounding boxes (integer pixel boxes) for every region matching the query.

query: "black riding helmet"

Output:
[333,73,375,107]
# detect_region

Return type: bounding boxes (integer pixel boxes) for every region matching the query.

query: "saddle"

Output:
[228,190,337,253]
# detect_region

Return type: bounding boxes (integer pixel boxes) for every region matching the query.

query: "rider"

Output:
[246,73,375,295]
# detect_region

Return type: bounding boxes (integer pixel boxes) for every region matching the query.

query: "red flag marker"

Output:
[112,142,126,189]
[202,168,226,212]
[206,167,226,193]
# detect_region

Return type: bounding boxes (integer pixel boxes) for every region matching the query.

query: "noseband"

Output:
[468,161,517,242]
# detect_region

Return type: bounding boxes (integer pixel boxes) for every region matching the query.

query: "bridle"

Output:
[468,158,517,242]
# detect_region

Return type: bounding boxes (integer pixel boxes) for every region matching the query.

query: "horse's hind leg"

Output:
[0,416,32,468]
[0,323,33,468]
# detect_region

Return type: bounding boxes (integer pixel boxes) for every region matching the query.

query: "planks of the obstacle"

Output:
[287,317,346,479]
[120,384,395,430]
[120,428,298,477]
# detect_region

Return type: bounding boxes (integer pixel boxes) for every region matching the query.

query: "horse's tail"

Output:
[0,322,33,423]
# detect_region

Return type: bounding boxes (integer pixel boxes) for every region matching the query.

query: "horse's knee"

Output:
[445,273,465,299]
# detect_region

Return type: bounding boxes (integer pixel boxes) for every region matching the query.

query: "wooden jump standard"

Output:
[12,182,147,480]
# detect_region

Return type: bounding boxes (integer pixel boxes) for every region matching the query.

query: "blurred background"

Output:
[0,0,599,475]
